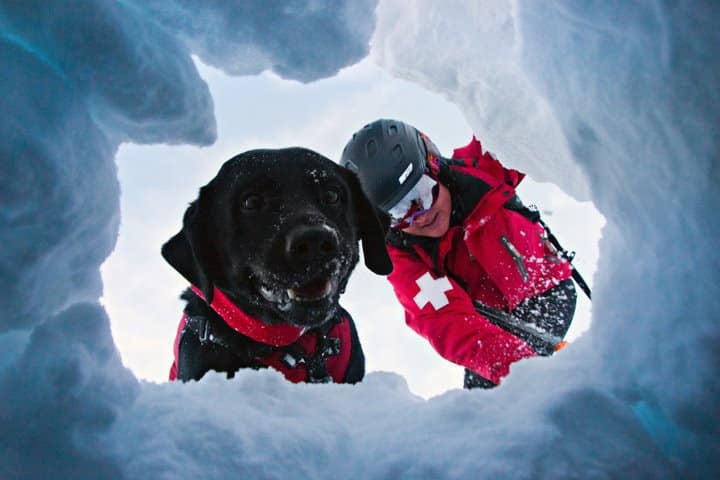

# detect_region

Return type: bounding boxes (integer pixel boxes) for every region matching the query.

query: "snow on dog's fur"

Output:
[162,147,391,381]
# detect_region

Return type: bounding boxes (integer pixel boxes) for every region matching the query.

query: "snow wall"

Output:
[0,1,717,479]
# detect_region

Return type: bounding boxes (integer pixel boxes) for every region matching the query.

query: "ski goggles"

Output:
[388,175,438,228]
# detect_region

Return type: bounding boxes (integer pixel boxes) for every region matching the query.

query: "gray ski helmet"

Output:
[340,119,427,212]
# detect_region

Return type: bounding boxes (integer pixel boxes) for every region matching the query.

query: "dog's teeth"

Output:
[286,280,333,302]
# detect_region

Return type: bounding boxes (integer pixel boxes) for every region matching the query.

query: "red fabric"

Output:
[168,288,354,383]
[168,313,188,381]
[260,319,353,383]
[386,137,573,384]
[191,286,304,346]
[451,136,526,187]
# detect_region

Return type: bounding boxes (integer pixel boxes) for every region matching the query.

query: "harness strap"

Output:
[183,305,344,382]
[184,314,273,362]
[276,319,342,383]
[191,285,304,346]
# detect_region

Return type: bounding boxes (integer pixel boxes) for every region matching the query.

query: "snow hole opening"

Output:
[100,58,605,399]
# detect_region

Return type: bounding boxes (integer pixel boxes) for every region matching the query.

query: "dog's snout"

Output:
[285,225,339,266]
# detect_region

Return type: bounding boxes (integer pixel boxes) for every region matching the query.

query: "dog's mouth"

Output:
[248,254,354,327]
[258,276,334,307]
[287,277,334,301]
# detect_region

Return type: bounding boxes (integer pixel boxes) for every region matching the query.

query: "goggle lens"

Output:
[388,175,437,228]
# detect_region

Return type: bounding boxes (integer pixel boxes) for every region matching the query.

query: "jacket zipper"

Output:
[500,235,529,282]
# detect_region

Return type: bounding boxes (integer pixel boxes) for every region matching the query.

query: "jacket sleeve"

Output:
[387,247,536,385]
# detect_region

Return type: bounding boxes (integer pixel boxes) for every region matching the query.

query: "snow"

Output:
[1,1,718,479]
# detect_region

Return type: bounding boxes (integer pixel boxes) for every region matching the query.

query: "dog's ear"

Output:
[341,168,393,275]
[161,229,199,287]
[161,191,221,303]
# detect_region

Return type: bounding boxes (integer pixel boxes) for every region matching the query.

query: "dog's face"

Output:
[162,148,392,328]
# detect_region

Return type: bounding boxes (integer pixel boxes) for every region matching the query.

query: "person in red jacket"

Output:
[341,119,577,388]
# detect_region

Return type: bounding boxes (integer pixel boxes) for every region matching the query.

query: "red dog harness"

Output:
[169,286,354,383]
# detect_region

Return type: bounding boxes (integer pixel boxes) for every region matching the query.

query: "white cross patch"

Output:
[413,272,453,310]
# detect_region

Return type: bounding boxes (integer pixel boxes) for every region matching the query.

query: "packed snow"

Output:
[1,1,717,479]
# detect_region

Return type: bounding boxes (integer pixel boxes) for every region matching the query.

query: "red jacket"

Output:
[386,137,573,384]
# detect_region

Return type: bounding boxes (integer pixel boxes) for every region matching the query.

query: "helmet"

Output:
[340,119,427,212]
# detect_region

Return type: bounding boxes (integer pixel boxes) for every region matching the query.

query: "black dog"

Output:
[162,148,392,383]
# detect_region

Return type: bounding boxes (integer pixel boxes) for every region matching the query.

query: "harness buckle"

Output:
[281,352,304,368]
[320,337,341,357]
[273,331,342,382]
[190,315,211,343]
[305,354,333,383]
[308,375,333,384]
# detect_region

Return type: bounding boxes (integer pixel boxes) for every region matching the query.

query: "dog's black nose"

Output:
[285,224,339,267]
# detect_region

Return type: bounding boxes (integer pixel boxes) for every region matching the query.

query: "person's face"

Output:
[401,183,452,238]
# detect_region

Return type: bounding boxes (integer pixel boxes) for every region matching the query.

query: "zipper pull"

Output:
[500,235,529,282]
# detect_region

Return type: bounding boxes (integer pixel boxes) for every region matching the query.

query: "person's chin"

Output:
[425,227,446,238]
[409,215,448,237]
[417,213,439,229]
[424,215,450,238]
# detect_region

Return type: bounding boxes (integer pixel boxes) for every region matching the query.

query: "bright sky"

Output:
[101,57,602,398]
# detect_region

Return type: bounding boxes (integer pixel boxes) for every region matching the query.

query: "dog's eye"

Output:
[321,188,340,205]
[241,194,264,211]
